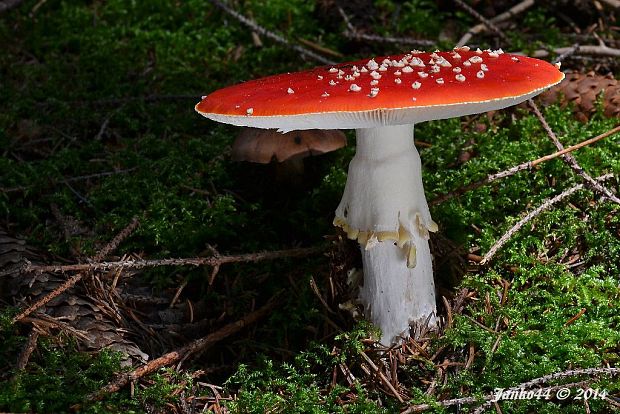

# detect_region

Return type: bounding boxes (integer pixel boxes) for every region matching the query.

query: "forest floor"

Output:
[1,1,619,413]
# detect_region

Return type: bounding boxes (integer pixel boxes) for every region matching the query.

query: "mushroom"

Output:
[232,128,346,185]
[196,48,564,344]
[232,128,347,163]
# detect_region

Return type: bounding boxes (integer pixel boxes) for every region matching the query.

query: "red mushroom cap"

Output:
[196,49,564,132]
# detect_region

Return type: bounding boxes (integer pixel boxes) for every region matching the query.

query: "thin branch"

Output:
[343,31,436,48]
[453,0,511,45]
[207,0,335,65]
[480,173,614,264]
[529,100,620,205]
[429,125,620,205]
[15,329,39,370]
[23,245,325,274]
[12,217,140,324]
[597,0,620,8]
[456,0,534,47]
[529,45,620,59]
[360,350,404,403]
[87,299,277,401]
[402,367,620,413]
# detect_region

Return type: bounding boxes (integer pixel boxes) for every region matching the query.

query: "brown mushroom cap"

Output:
[231,128,347,163]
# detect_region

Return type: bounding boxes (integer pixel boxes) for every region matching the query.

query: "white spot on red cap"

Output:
[317,75,323,80]
[368,87,379,98]
[394,70,402,76]
[287,88,294,94]
[329,68,338,73]
[455,74,465,82]
[329,80,337,86]
[395,78,402,84]
[402,66,413,73]
[321,92,330,97]
[453,67,462,73]
[370,79,379,86]
[367,59,379,70]
[349,84,361,92]
[436,78,444,84]
[480,63,488,71]
[476,70,485,79]
[370,71,382,80]
[469,56,483,64]
[246,108,253,115]
[418,72,428,78]
[411,81,421,89]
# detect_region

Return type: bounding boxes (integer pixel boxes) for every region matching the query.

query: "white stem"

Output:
[334,125,437,344]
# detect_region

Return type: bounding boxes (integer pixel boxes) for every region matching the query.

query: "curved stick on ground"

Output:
[87,299,277,401]
[12,216,140,324]
[480,173,614,265]
[430,125,620,205]
[207,0,335,65]
[529,100,620,205]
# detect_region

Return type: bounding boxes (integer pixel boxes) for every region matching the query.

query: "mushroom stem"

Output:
[334,124,437,344]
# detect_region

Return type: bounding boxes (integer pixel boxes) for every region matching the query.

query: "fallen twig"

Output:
[529,45,620,59]
[430,125,620,205]
[12,217,140,324]
[338,6,435,48]
[360,350,404,403]
[480,173,614,264]
[15,329,39,371]
[402,367,620,413]
[23,245,325,274]
[454,0,510,46]
[208,0,335,65]
[456,0,534,47]
[529,100,620,205]
[87,299,277,401]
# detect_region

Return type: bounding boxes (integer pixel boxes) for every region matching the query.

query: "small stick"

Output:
[15,329,40,370]
[480,173,614,264]
[456,0,534,47]
[88,299,276,400]
[453,0,510,45]
[529,101,620,205]
[207,0,335,65]
[24,245,325,274]
[343,31,435,47]
[564,308,587,327]
[338,6,434,48]
[359,350,404,403]
[430,125,620,205]
[402,367,620,413]
[528,44,620,59]
[12,217,140,324]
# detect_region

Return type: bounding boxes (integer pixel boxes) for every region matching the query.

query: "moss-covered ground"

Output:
[1,1,619,412]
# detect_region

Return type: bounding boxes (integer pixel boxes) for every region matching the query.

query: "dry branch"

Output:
[529,100,620,205]
[402,367,620,413]
[12,217,140,324]
[480,173,614,264]
[529,45,620,59]
[88,299,276,401]
[24,245,325,274]
[430,125,620,205]
[208,0,335,65]
[456,0,535,47]
[453,0,510,45]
